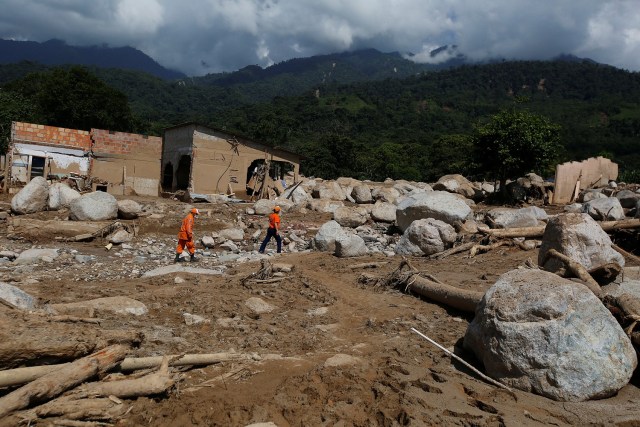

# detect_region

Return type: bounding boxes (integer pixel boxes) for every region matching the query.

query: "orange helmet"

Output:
[273,205,281,213]
[191,208,200,216]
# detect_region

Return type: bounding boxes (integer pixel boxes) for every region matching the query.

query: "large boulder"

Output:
[580,190,606,203]
[11,177,49,214]
[283,186,310,204]
[396,191,472,231]
[582,197,626,221]
[432,174,477,199]
[218,228,245,242]
[616,190,640,209]
[464,269,637,401]
[538,213,624,279]
[117,199,142,219]
[307,199,344,214]
[0,282,37,310]
[14,248,59,265]
[69,191,118,221]
[395,218,456,256]
[313,220,347,252]
[253,199,293,215]
[351,185,373,204]
[334,234,368,257]
[371,201,397,223]
[371,187,401,204]
[48,183,81,210]
[333,206,369,228]
[312,182,346,201]
[486,206,548,229]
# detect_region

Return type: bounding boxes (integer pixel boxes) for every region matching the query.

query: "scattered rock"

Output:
[334,234,368,257]
[48,182,81,210]
[324,354,361,367]
[245,297,276,314]
[396,191,472,231]
[313,221,347,252]
[219,228,245,241]
[396,218,456,256]
[108,229,132,244]
[117,199,142,219]
[11,176,49,214]
[183,313,210,325]
[14,248,59,264]
[371,201,396,223]
[69,191,118,221]
[51,296,148,316]
[582,197,626,221]
[0,282,37,309]
[201,235,216,248]
[433,174,477,199]
[333,206,369,228]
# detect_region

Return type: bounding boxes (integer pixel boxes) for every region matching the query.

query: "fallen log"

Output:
[384,259,482,313]
[0,352,249,388]
[0,345,128,418]
[469,241,512,257]
[428,241,476,260]
[612,244,640,264]
[34,397,127,421]
[481,218,640,239]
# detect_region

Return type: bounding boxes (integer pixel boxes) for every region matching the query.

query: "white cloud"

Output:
[0,0,638,75]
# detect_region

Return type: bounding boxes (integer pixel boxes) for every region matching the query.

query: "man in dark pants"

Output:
[259,205,282,254]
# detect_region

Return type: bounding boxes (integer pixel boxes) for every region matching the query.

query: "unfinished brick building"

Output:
[4,121,161,196]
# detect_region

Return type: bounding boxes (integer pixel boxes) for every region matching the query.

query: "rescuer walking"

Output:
[175,208,199,262]
[259,205,282,254]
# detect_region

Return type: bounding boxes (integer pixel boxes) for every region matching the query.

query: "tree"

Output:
[472,109,560,194]
[0,90,38,153]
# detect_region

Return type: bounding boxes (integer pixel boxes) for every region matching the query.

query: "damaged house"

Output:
[3,121,162,196]
[162,123,301,198]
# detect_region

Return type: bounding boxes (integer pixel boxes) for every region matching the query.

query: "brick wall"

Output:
[91,129,161,156]
[12,122,91,150]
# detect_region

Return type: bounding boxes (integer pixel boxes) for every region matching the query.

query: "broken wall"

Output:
[91,129,162,196]
[162,125,196,191]
[552,156,618,204]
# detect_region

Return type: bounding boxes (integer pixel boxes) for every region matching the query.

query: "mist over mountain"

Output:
[0,39,185,80]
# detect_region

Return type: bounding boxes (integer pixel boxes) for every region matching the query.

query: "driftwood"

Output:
[0,345,128,418]
[612,244,640,263]
[481,218,640,239]
[348,262,389,270]
[0,330,142,369]
[384,259,482,313]
[34,397,127,421]
[540,249,602,296]
[0,352,250,388]
[428,241,476,260]
[411,328,514,393]
[469,240,512,257]
[242,259,274,284]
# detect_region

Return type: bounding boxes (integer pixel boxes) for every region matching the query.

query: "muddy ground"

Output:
[1,194,640,427]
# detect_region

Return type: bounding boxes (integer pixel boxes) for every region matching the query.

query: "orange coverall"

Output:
[176,212,196,255]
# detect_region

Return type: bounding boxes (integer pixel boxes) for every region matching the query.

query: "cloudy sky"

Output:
[1,0,639,76]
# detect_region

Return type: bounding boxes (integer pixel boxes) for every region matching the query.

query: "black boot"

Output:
[174,253,184,263]
[190,254,199,262]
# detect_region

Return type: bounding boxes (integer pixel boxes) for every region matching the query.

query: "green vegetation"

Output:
[1,57,639,183]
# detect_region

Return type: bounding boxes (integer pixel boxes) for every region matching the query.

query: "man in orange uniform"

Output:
[258,205,282,254]
[175,208,199,262]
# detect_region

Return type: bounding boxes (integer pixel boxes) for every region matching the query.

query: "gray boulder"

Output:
[201,235,215,248]
[69,191,118,221]
[334,234,368,257]
[283,186,310,204]
[582,197,626,221]
[581,190,606,203]
[218,228,245,241]
[487,206,547,229]
[351,185,372,203]
[396,191,472,231]
[48,183,81,210]
[307,199,344,213]
[117,199,142,219]
[371,187,401,204]
[538,213,624,279]
[11,176,49,214]
[395,218,456,256]
[333,206,369,228]
[15,248,59,265]
[312,182,346,201]
[371,201,397,223]
[108,229,132,244]
[616,190,640,209]
[464,269,637,401]
[433,174,477,199]
[0,282,37,309]
[313,220,347,252]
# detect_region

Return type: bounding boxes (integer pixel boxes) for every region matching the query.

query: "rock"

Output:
[324,354,361,367]
[14,248,59,264]
[0,282,37,309]
[108,229,132,244]
[396,191,472,231]
[538,213,624,280]
[313,221,347,252]
[334,234,368,257]
[307,199,344,213]
[253,199,277,215]
[464,269,637,401]
[48,183,81,210]
[371,201,396,223]
[74,254,95,264]
[117,199,142,219]
[616,190,640,209]
[283,186,310,204]
[218,228,245,241]
[0,250,18,260]
[395,218,456,256]
[183,313,210,325]
[220,241,238,252]
[333,206,369,228]
[486,206,547,229]
[11,176,49,214]
[51,296,148,316]
[312,182,345,201]
[564,203,583,213]
[142,265,225,277]
[245,297,276,314]
[69,191,118,221]
[201,235,215,248]
[580,189,606,203]
[582,197,626,221]
[351,185,373,203]
[433,174,477,199]
[371,187,401,204]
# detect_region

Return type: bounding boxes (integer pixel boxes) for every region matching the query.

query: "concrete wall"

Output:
[552,156,618,204]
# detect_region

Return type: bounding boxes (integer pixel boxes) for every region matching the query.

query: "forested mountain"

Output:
[0,39,185,80]
[1,56,638,182]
